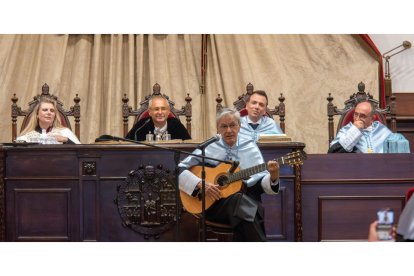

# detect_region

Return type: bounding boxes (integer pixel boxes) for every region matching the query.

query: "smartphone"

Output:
[376,208,394,241]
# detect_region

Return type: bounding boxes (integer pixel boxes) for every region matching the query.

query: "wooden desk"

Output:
[0,142,304,242]
[301,153,414,241]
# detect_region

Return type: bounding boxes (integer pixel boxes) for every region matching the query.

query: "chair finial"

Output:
[246,83,254,95]
[122,93,129,104]
[153,83,161,95]
[216,93,223,105]
[185,93,192,103]
[41,83,50,96]
[11,93,18,104]
[278,93,285,103]
[74,94,80,104]
[358,82,365,93]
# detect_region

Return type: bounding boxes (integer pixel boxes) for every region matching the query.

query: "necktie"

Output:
[249,123,259,130]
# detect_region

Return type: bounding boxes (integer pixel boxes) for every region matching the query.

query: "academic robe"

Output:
[239,116,283,142]
[178,136,279,241]
[16,126,80,144]
[328,121,392,153]
[125,117,191,141]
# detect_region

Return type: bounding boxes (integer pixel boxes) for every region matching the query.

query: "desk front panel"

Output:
[1,143,303,241]
[301,153,414,241]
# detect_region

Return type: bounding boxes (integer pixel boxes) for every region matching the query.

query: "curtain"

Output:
[0,34,379,153]
[0,34,202,144]
[204,34,379,153]
[358,34,386,107]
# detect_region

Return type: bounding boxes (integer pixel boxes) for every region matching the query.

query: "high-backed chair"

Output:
[216,83,286,133]
[11,83,81,141]
[192,213,234,242]
[327,81,397,144]
[406,187,414,202]
[122,83,192,137]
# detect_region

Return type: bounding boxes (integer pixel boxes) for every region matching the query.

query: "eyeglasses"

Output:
[150,107,169,112]
[353,111,370,120]
[218,123,239,131]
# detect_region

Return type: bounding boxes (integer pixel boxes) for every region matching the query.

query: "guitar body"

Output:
[180,163,242,214]
[179,150,306,214]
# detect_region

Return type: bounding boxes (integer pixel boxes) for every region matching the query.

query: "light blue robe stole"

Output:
[332,121,392,153]
[239,116,283,142]
[383,133,410,153]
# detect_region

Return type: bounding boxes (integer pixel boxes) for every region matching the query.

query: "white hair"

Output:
[216,108,240,125]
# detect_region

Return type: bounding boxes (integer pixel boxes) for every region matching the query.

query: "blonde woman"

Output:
[15,97,81,144]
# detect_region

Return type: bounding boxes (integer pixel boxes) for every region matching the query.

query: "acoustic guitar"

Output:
[180,150,306,214]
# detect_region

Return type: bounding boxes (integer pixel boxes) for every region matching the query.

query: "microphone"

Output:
[228,160,239,173]
[197,134,221,149]
[95,135,120,142]
[134,118,152,140]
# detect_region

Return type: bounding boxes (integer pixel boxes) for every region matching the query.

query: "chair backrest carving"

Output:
[215,83,286,133]
[11,83,81,141]
[122,83,192,137]
[327,81,396,144]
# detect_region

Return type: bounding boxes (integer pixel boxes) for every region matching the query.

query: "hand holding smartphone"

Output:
[376,208,394,241]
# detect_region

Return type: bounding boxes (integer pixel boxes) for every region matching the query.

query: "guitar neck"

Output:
[226,156,285,184]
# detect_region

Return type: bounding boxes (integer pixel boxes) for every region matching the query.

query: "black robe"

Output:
[125,117,191,141]
[328,142,358,153]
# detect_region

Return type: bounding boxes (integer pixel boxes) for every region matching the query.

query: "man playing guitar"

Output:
[178,107,281,241]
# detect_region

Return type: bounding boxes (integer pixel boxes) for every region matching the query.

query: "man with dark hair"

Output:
[328,101,392,153]
[239,90,283,142]
[125,96,191,141]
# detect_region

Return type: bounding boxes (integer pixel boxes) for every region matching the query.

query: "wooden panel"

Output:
[261,147,297,241]
[395,118,414,153]
[393,93,414,151]
[0,148,5,241]
[394,93,414,116]
[81,179,98,241]
[302,153,414,181]
[302,154,414,242]
[12,187,73,241]
[318,196,405,241]
[263,186,288,240]
[6,150,78,177]
[1,143,304,242]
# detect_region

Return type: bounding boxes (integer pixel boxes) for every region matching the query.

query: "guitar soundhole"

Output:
[216,175,228,187]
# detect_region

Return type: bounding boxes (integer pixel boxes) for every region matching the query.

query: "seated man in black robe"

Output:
[125,95,191,141]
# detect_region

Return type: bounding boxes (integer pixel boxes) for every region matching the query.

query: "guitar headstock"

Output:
[283,150,307,166]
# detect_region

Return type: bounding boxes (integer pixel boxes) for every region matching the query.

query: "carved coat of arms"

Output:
[116,164,179,239]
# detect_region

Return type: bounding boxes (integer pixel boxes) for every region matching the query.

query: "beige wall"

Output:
[205,34,379,153]
[0,34,379,153]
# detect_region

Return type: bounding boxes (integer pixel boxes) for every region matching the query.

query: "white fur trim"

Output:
[261,174,279,195]
[179,170,201,195]
[339,124,362,152]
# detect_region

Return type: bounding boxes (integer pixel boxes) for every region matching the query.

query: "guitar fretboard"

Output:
[225,156,285,184]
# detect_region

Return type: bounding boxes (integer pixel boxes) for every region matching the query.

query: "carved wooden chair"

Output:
[327,81,397,145]
[122,83,192,137]
[406,187,414,202]
[193,214,234,242]
[216,83,286,133]
[11,83,81,141]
